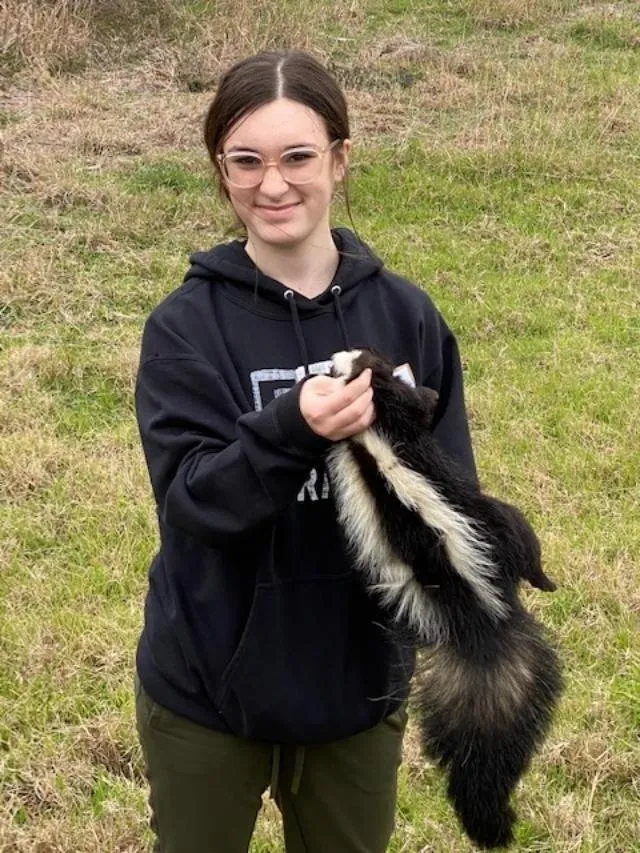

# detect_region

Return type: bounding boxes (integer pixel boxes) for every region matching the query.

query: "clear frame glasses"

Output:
[217,139,342,189]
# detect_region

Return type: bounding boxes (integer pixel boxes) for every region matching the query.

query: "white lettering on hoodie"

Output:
[250,360,332,503]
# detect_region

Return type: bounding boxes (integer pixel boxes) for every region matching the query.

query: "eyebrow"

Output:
[225,142,317,153]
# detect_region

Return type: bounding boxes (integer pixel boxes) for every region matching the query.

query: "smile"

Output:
[255,203,300,217]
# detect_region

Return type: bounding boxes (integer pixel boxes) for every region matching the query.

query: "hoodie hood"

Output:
[184,227,383,317]
[183,228,384,374]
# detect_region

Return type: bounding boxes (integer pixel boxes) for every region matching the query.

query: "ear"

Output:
[501,502,558,592]
[333,138,351,182]
[528,571,557,593]
[416,386,439,423]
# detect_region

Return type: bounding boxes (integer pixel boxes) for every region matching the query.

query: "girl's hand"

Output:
[299,369,375,440]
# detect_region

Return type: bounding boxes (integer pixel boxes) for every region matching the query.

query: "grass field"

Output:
[1,1,639,850]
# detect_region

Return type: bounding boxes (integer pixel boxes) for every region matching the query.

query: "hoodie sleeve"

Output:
[423,314,478,483]
[135,353,332,545]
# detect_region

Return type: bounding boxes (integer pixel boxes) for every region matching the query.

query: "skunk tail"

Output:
[414,609,562,849]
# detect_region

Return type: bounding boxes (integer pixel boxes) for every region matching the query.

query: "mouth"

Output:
[256,202,301,217]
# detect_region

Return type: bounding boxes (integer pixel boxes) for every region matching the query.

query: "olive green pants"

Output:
[135,675,408,853]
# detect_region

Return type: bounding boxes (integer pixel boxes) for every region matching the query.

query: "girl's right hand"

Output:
[299,368,375,441]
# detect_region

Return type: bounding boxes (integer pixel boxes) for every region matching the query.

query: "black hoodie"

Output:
[134,228,477,744]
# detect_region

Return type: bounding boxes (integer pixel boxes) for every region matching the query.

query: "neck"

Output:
[245,229,339,299]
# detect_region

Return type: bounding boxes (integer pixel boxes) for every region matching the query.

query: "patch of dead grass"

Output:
[543,730,639,787]
[3,764,75,821]
[72,715,144,783]
[400,707,435,782]
[466,0,579,29]
[0,0,352,82]
[0,433,68,503]
[0,815,147,853]
[0,347,57,433]
[0,0,92,76]
[1,78,207,179]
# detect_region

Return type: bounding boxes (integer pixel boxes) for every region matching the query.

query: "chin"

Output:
[245,220,303,247]
[254,225,307,246]
[242,203,330,250]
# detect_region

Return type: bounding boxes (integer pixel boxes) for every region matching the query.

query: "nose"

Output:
[258,162,289,196]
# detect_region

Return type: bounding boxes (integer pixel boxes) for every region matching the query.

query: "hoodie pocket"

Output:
[214,572,411,744]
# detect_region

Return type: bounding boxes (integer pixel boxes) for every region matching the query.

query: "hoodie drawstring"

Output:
[331,285,351,350]
[284,290,310,376]
[284,286,351,377]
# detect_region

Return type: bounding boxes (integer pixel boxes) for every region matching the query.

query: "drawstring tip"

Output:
[291,745,305,796]
[270,744,281,801]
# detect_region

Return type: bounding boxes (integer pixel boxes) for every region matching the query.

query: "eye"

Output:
[226,153,263,169]
[282,148,318,166]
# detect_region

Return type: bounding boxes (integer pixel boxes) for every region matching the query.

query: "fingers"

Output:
[299,369,375,440]
[324,384,374,438]
[331,403,375,440]
[320,369,372,416]
[303,374,342,396]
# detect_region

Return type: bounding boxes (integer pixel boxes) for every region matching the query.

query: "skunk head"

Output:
[331,348,440,432]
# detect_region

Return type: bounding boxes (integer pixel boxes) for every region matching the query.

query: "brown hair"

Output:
[204,50,350,164]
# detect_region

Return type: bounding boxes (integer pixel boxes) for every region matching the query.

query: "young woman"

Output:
[134,50,477,853]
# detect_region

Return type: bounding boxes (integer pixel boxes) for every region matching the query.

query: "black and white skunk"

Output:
[326,348,563,850]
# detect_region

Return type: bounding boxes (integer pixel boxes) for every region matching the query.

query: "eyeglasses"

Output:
[217,140,342,189]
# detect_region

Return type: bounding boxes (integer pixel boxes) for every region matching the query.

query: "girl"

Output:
[134,50,477,853]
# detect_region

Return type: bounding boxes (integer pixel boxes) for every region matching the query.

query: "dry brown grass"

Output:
[466,0,579,29]
[0,0,92,75]
[0,0,356,80]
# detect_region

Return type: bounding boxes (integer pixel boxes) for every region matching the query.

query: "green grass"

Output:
[1,0,639,850]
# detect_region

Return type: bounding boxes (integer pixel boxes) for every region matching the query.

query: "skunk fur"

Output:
[326,348,563,850]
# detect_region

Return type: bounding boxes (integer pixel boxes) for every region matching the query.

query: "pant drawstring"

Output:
[269,744,305,799]
[270,744,281,800]
[291,746,305,796]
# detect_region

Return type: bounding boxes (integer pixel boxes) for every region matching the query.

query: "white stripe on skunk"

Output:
[352,428,507,622]
[327,348,563,851]
[329,440,448,645]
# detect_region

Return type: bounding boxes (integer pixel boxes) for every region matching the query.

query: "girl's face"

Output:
[220,98,350,251]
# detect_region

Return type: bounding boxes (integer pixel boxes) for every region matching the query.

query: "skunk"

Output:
[326,348,563,850]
